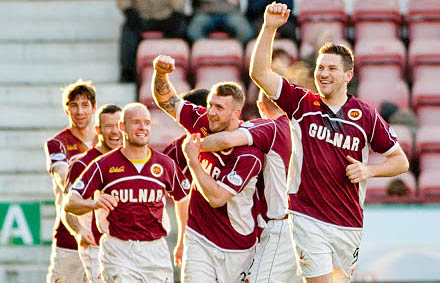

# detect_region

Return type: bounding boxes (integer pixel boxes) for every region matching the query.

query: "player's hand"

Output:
[153,55,176,75]
[77,227,97,247]
[94,194,119,211]
[346,155,371,183]
[183,133,201,166]
[173,241,184,268]
[264,2,291,29]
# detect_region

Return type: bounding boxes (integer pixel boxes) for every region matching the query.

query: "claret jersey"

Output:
[177,101,264,250]
[72,148,190,241]
[44,128,93,249]
[274,77,399,228]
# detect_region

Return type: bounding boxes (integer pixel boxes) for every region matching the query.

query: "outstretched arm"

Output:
[200,129,250,152]
[250,2,291,97]
[173,197,189,267]
[64,191,119,216]
[152,55,183,119]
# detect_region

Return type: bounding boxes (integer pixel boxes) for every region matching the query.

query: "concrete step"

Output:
[0,247,50,265]
[0,174,53,200]
[0,130,57,150]
[0,41,118,64]
[0,1,122,41]
[0,148,46,173]
[0,61,120,84]
[0,264,47,283]
[0,83,136,107]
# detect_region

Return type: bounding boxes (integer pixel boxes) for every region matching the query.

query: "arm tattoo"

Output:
[154,76,172,96]
[159,96,180,113]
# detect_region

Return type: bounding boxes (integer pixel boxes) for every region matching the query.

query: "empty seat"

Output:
[358,64,402,83]
[391,124,414,161]
[138,80,190,107]
[191,39,243,72]
[417,105,440,126]
[365,171,417,204]
[412,77,440,109]
[416,126,440,156]
[352,0,401,40]
[136,39,190,82]
[419,170,440,203]
[149,108,185,151]
[406,0,440,41]
[244,39,298,72]
[419,152,440,172]
[357,79,409,110]
[194,66,242,90]
[408,39,440,80]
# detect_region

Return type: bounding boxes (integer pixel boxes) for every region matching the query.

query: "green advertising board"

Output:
[0,202,41,245]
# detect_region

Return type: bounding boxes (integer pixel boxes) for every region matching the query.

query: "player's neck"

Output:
[121,144,150,160]
[225,119,240,132]
[321,89,348,107]
[69,125,96,144]
[95,143,112,154]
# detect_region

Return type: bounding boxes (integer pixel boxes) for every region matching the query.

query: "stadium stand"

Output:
[149,109,185,151]
[416,105,440,126]
[406,0,440,41]
[416,126,440,156]
[365,171,418,204]
[357,78,409,110]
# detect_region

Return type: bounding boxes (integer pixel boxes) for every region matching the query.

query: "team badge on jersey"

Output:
[73,180,85,190]
[50,153,66,161]
[151,163,163,177]
[241,121,254,128]
[313,100,320,106]
[227,171,243,186]
[348,109,362,121]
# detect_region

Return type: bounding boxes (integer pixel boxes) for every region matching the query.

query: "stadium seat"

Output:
[357,79,409,110]
[406,0,440,41]
[391,124,414,161]
[297,0,347,43]
[419,152,440,172]
[365,171,418,204]
[412,77,440,110]
[416,126,440,156]
[244,39,298,72]
[138,80,190,107]
[419,170,440,203]
[355,39,406,76]
[416,105,440,126]
[357,64,402,84]
[194,66,243,90]
[138,66,186,85]
[149,108,185,151]
[136,38,190,82]
[352,0,401,40]
[408,39,440,80]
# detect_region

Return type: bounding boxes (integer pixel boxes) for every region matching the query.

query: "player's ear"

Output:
[119,120,124,132]
[345,69,354,83]
[95,125,101,135]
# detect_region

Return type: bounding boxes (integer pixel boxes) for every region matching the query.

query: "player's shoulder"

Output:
[150,147,177,166]
[233,144,265,159]
[345,95,377,121]
[163,134,186,154]
[45,128,70,145]
[241,118,275,129]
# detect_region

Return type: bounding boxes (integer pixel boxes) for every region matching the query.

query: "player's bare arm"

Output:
[250,2,290,97]
[200,129,249,152]
[61,210,97,246]
[152,55,183,118]
[173,197,189,267]
[183,133,234,208]
[346,147,409,183]
[64,191,119,215]
[51,165,68,206]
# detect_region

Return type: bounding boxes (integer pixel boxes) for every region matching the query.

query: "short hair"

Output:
[209,82,245,109]
[272,48,290,62]
[62,79,96,110]
[121,102,148,123]
[318,42,354,72]
[182,88,209,107]
[96,104,122,127]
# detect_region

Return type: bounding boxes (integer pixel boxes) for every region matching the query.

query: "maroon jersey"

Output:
[44,128,92,250]
[177,102,264,250]
[72,148,190,241]
[65,147,103,244]
[274,78,399,228]
[163,134,192,182]
[239,115,293,222]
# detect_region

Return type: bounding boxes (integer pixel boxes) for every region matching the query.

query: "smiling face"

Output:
[121,106,151,147]
[65,95,96,129]
[97,111,122,150]
[207,93,239,133]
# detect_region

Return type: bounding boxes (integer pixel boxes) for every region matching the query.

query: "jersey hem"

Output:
[288,210,363,231]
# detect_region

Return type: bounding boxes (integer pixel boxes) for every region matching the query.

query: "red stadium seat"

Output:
[412,77,440,110]
[191,39,243,70]
[419,152,440,172]
[416,126,440,156]
[149,109,185,151]
[419,170,440,203]
[411,65,439,86]
[357,79,409,110]
[244,39,298,72]
[355,39,406,76]
[297,0,347,43]
[406,0,440,41]
[392,124,414,161]
[357,64,402,83]
[417,105,440,126]
[408,39,440,80]
[194,66,243,90]
[136,39,190,82]
[365,171,418,204]
[138,80,190,107]
[352,0,401,40]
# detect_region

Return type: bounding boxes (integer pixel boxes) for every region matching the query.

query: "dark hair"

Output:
[318,42,354,72]
[62,79,96,109]
[210,82,245,109]
[96,104,122,126]
[182,88,209,107]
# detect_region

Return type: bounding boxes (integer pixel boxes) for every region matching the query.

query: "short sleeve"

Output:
[273,77,310,118]
[176,101,209,136]
[72,161,103,199]
[240,119,276,154]
[64,160,86,193]
[165,160,191,202]
[45,139,68,173]
[370,110,399,155]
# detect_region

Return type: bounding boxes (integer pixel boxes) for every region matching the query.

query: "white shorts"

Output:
[247,218,302,283]
[99,234,173,283]
[289,213,362,281]
[78,245,103,283]
[181,229,256,283]
[46,244,86,283]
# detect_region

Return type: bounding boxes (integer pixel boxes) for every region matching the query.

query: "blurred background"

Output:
[0,0,439,282]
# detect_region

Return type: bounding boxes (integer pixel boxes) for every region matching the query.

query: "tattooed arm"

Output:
[152,55,183,119]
